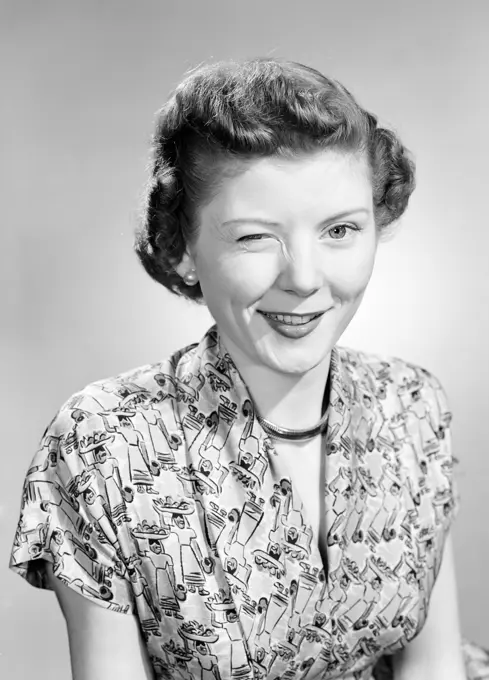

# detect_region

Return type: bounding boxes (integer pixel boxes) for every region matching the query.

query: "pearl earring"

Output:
[183,269,198,286]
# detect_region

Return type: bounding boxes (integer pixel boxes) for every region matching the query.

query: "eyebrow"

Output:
[221,208,371,228]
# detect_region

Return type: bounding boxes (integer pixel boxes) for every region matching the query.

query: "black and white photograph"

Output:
[2,1,489,679]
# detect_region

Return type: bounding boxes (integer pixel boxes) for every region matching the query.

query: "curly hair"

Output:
[135,58,416,301]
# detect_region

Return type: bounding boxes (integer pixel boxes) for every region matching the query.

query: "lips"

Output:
[258,311,323,326]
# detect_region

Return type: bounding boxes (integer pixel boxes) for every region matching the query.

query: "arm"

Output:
[46,563,155,680]
[391,533,465,680]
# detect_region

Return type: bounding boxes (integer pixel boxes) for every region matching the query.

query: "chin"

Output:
[270,356,327,376]
[254,336,332,376]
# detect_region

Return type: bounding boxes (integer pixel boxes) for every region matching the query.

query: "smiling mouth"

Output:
[258,311,323,326]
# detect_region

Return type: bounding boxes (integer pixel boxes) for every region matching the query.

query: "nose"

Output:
[276,239,323,297]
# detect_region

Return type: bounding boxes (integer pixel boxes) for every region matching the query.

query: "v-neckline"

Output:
[266,434,330,576]
[248,349,341,584]
[214,329,354,593]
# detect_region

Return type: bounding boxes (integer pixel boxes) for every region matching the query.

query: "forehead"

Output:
[202,150,373,223]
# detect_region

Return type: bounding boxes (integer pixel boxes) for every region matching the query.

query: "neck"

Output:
[219,334,332,431]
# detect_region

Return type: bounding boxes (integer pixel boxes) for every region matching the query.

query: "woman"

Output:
[10,58,489,680]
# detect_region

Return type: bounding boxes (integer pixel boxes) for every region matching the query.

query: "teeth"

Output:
[262,312,320,325]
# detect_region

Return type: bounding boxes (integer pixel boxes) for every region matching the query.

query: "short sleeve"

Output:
[403,366,462,604]
[423,369,461,527]
[9,397,136,614]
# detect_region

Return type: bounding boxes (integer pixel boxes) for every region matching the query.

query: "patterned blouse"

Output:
[9,326,489,679]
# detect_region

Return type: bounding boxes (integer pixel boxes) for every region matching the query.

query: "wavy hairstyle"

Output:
[135,58,416,300]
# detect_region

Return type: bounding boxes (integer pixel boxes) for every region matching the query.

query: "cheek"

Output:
[328,246,377,297]
[200,252,279,302]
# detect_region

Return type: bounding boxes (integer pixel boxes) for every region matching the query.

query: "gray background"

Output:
[1,1,488,677]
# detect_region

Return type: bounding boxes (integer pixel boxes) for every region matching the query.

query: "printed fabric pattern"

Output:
[10,326,489,680]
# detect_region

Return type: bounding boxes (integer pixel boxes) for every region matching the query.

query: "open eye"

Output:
[326,223,357,240]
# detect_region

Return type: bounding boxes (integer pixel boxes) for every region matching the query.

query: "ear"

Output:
[173,251,196,278]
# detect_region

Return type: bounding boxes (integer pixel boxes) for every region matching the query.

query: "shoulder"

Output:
[30,339,203,482]
[336,345,450,409]
[337,347,460,533]
[48,340,201,432]
[336,344,439,381]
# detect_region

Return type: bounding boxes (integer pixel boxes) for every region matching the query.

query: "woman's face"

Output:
[178,150,378,376]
